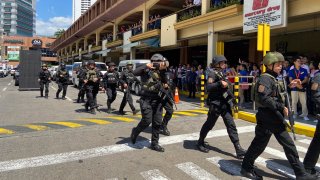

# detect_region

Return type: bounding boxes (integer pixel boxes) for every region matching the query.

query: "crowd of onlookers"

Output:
[169,55,320,120]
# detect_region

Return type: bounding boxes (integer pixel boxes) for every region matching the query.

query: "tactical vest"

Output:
[40,70,50,81]
[87,69,97,82]
[142,70,160,93]
[254,73,285,108]
[124,70,135,84]
[106,71,117,84]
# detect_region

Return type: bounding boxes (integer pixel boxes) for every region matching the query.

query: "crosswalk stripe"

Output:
[174,111,198,116]
[296,145,308,153]
[47,121,83,128]
[183,110,208,114]
[255,157,295,179]
[106,116,136,122]
[176,162,219,180]
[22,124,49,131]
[79,119,112,125]
[298,139,311,145]
[265,147,320,169]
[206,156,245,177]
[0,128,14,135]
[140,169,170,180]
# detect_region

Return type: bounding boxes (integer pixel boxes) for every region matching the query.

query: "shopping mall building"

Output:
[51,0,320,67]
[1,36,58,66]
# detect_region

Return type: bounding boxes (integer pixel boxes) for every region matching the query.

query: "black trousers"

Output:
[78,81,86,100]
[86,85,99,109]
[304,120,320,171]
[199,103,240,144]
[242,110,305,176]
[56,82,68,97]
[119,91,135,112]
[135,98,163,145]
[188,82,196,98]
[106,86,117,108]
[39,81,49,96]
[162,99,174,126]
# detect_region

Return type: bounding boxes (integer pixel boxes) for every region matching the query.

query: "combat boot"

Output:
[130,128,138,144]
[150,143,165,152]
[133,109,140,115]
[296,173,319,180]
[240,168,263,180]
[40,91,43,97]
[234,143,247,159]
[118,110,125,115]
[62,96,66,100]
[159,125,170,136]
[197,141,209,153]
[90,108,96,115]
[85,104,89,111]
[77,97,80,103]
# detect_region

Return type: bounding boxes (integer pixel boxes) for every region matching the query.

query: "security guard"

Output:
[77,61,88,103]
[56,63,70,100]
[38,64,51,98]
[303,60,320,177]
[159,67,175,136]
[130,54,168,152]
[241,52,316,180]
[197,55,246,159]
[84,60,101,114]
[102,62,119,113]
[119,61,139,115]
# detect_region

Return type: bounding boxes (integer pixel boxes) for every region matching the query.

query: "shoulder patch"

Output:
[258,85,265,93]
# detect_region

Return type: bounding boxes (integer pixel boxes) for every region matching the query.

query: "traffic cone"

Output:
[174,87,180,104]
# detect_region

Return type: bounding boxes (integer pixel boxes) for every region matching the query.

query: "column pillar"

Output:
[76,41,79,53]
[202,0,210,15]
[142,6,150,33]
[84,37,88,51]
[180,40,188,65]
[96,30,101,46]
[130,47,136,60]
[113,23,117,41]
[207,22,218,66]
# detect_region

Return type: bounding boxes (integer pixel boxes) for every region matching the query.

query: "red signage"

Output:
[252,0,269,10]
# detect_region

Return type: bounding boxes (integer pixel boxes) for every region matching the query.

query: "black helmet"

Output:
[151,53,167,62]
[212,55,227,66]
[88,60,95,65]
[41,64,47,67]
[60,63,66,69]
[108,62,116,67]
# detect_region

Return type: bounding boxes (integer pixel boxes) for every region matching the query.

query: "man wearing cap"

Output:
[197,55,246,159]
[102,62,119,113]
[77,61,88,103]
[241,52,316,180]
[118,61,140,115]
[130,53,169,152]
[38,64,51,98]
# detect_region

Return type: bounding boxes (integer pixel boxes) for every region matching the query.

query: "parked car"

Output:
[0,67,5,78]
[118,59,151,95]
[71,62,82,87]
[49,66,59,81]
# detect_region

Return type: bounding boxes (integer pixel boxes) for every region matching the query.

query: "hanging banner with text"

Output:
[243,0,287,34]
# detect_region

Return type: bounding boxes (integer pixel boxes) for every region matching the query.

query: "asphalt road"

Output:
[0,76,317,180]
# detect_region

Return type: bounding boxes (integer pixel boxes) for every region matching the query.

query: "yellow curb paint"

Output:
[238,111,316,137]
[0,128,14,134]
[23,124,49,131]
[184,110,208,114]
[79,119,112,125]
[107,116,136,122]
[47,121,83,128]
[174,111,198,116]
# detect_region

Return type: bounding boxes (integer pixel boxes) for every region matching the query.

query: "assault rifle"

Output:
[281,76,296,141]
[215,71,238,111]
[156,81,177,110]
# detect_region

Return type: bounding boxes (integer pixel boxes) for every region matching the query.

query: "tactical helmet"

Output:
[263,52,285,66]
[108,62,116,67]
[151,53,167,62]
[88,60,95,65]
[126,61,133,66]
[60,63,66,68]
[212,55,227,65]
[42,64,47,67]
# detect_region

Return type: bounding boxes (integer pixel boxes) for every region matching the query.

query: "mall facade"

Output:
[51,0,320,67]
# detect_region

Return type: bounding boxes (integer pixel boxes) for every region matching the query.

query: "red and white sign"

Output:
[243,0,287,34]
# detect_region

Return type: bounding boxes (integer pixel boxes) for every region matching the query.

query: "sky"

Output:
[36,0,73,37]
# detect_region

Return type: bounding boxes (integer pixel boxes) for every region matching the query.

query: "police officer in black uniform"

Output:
[130,54,169,152]
[77,61,88,103]
[102,62,119,113]
[38,64,51,98]
[84,60,101,114]
[56,63,70,100]
[119,61,139,115]
[303,60,320,177]
[197,55,246,159]
[241,52,316,180]
[159,67,175,136]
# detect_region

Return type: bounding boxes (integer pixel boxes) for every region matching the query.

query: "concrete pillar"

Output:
[207,22,218,66]
[142,7,150,33]
[76,41,79,52]
[130,48,136,59]
[180,40,188,65]
[84,37,88,50]
[113,23,117,41]
[96,31,101,46]
[202,0,210,15]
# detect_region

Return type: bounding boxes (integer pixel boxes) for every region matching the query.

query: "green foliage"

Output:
[54,29,66,38]
[178,9,201,22]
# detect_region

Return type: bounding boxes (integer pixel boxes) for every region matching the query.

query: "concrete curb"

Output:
[238,111,316,138]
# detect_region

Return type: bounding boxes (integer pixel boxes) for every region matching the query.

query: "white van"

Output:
[118,59,151,95]
[72,62,108,87]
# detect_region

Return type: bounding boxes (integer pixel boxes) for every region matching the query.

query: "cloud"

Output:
[36,16,72,36]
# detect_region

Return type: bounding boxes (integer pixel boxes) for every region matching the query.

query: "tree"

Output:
[54,29,66,38]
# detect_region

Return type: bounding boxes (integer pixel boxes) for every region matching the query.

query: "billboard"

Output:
[243,0,287,34]
[7,46,21,61]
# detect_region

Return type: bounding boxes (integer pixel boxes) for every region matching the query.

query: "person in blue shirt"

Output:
[239,64,249,106]
[188,67,197,98]
[288,56,309,121]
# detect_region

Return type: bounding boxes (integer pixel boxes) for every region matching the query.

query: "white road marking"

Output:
[176,162,219,180]
[296,145,308,153]
[0,126,255,172]
[65,96,72,102]
[207,156,248,178]
[8,83,11,86]
[298,139,311,145]
[140,169,170,180]
[2,87,7,91]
